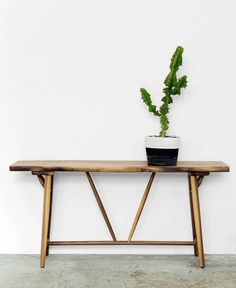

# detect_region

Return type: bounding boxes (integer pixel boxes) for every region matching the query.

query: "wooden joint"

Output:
[188,172,209,177]
[32,173,45,188]
[188,172,209,188]
[197,176,204,187]
[32,171,54,176]
[37,175,45,188]
[32,172,53,188]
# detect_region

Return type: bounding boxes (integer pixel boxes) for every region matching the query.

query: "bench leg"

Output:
[46,175,54,256]
[188,175,198,256]
[190,175,205,268]
[40,174,53,268]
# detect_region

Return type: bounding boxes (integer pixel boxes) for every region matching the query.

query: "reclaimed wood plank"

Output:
[9,160,229,173]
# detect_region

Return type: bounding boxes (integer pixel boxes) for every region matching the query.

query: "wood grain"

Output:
[9,160,229,173]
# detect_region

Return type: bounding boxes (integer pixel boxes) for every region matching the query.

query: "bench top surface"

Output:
[9,160,229,173]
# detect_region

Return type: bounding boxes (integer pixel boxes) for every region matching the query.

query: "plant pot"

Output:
[145,136,179,166]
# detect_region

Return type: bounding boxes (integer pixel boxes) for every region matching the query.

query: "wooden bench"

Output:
[9,160,229,268]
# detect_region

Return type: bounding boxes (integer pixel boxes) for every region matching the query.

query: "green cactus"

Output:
[140,46,187,137]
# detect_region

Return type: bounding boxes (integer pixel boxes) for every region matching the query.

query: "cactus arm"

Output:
[140,88,160,117]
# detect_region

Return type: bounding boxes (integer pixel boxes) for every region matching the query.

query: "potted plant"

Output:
[140,46,187,166]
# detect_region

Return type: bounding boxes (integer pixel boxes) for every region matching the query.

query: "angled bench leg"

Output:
[86,172,117,241]
[128,172,155,242]
[46,174,54,256]
[189,174,205,268]
[40,173,53,268]
[188,175,198,256]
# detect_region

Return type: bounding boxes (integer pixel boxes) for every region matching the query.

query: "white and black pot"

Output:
[145,136,180,166]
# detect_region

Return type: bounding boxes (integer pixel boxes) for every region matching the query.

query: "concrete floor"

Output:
[0,255,236,288]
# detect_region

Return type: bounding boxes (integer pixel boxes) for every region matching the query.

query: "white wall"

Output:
[0,0,235,254]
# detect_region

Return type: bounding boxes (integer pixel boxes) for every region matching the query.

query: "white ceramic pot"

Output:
[145,136,180,166]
